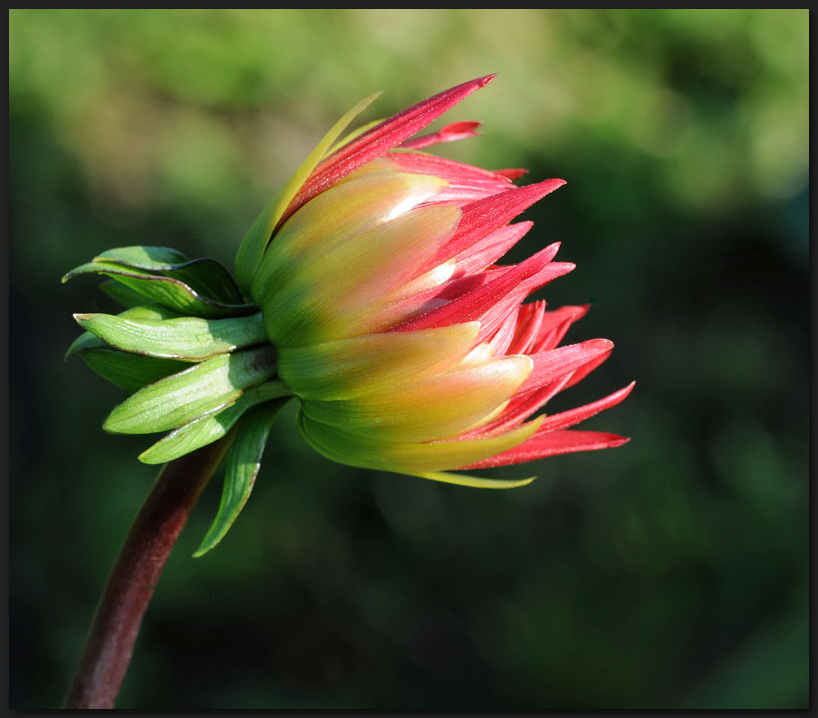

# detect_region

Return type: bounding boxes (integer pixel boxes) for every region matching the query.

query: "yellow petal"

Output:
[396,469,535,489]
[301,355,532,443]
[260,203,461,346]
[298,411,544,474]
[250,170,448,305]
[278,322,479,400]
[235,92,382,291]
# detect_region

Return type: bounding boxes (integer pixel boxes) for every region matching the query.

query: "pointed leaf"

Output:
[193,398,290,557]
[79,349,191,394]
[75,311,267,360]
[95,246,190,269]
[103,346,277,434]
[63,260,255,318]
[324,118,384,157]
[99,279,151,309]
[66,304,185,359]
[139,381,291,464]
[95,247,244,304]
[164,258,245,305]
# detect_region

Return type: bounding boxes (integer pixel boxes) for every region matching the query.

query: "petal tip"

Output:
[584,338,615,352]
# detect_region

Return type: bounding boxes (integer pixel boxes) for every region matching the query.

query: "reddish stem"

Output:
[63,437,232,709]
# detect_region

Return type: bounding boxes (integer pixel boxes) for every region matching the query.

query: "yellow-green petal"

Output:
[260,202,460,346]
[298,411,544,474]
[397,469,536,489]
[301,355,532,443]
[277,322,479,400]
[250,170,449,306]
[234,92,382,292]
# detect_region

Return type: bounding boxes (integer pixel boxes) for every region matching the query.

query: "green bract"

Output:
[64,246,293,555]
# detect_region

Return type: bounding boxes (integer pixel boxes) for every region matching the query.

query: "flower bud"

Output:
[66,77,633,552]
[239,75,633,488]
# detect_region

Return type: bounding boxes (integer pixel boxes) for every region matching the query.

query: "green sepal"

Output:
[99,279,150,309]
[66,304,184,360]
[74,311,267,361]
[94,247,245,305]
[65,331,105,359]
[163,259,245,305]
[138,381,291,464]
[233,190,283,299]
[95,246,191,269]
[63,260,255,319]
[79,349,191,395]
[193,398,290,557]
[103,345,277,434]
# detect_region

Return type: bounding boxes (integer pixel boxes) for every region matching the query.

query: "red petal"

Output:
[485,304,521,357]
[458,374,572,439]
[394,242,562,333]
[431,179,566,268]
[531,304,591,352]
[463,377,633,440]
[494,168,529,180]
[400,121,484,150]
[387,152,516,204]
[283,76,496,226]
[450,222,533,278]
[462,430,630,468]
[506,300,546,355]
[533,382,635,433]
[518,339,613,393]
[561,350,612,389]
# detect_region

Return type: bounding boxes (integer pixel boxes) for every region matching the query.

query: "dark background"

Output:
[9,9,808,708]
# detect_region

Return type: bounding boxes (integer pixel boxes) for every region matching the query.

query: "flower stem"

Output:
[62,436,233,709]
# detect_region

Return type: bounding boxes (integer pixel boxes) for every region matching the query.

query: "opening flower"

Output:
[65,76,632,554]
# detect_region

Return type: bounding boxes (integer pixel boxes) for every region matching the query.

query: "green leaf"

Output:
[99,279,151,309]
[65,331,105,359]
[94,246,191,270]
[138,381,291,464]
[193,398,290,557]
[79,349,191,394]
[103,345,277,434]
[94,248,244,304]
[165,258,244,305]
[66,304,184,359]
[63,260,255,318]
[75,311,267,360]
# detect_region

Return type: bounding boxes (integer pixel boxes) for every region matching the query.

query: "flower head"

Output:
[241,75,632,487]
[65,76,632,552]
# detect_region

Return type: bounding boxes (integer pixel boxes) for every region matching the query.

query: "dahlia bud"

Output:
[65,76,632,554]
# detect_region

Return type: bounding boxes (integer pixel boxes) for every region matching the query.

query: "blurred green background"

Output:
[9,9,808,709]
